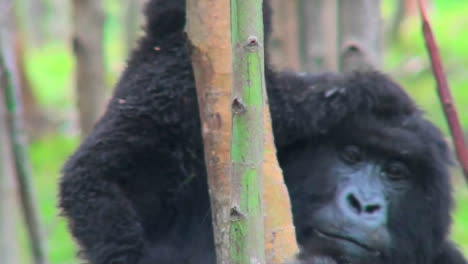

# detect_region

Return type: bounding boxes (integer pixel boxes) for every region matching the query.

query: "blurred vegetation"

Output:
[12,0,468,263]
[389,0,468,255]
[383,0,468,132]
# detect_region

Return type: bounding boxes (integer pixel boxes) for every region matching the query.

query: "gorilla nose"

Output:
[346,192,382,215]
[340,186,386,225]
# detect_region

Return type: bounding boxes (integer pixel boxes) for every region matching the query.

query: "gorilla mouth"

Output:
[312,228,382,257]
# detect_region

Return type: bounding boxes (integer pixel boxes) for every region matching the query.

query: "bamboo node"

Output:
[232,97,247,114]
[230,206,245,220]
[245,36,261,51]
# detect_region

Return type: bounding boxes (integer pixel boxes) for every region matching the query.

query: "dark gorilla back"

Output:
[59,0,467,263]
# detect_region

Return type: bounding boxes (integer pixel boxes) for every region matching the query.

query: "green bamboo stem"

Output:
[230,0,266,263]
[0,63,10,264]
[0,40,48,264]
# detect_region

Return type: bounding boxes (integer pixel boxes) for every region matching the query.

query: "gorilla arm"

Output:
[59,115,150,264]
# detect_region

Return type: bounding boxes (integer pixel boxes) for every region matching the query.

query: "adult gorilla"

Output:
[59,0,467,263]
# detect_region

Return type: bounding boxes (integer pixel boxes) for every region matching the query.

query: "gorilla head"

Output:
[278,73,454,263]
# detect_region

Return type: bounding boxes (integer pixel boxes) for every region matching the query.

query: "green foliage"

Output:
[28,136,78,264]
[382,0,468,254]
[26,44,73,109]
[453,183,468,254]
[383,1,468,132]
[384,11,468,252]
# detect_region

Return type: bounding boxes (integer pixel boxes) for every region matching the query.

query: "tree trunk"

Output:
[187,0,298,263]
[0,116,20,264]
[0,3,19,264]
[322,0,339,72]
[300,0,326,72]
[388,0,405,42]
[21,0,46,47]
[4,1,48,138]
[14,31,49,138]
[72,0,106,137]
[0,27,20,264]
[0,21,48,264]
[268,0,301,71]
[0,89,20,264]
[186,1,233,261]
[48,0,71,42]
[300,0,340,72]
[262,104,299,264]
[338,0,382,73]
[123,0,146,55]
[299,0,381,73]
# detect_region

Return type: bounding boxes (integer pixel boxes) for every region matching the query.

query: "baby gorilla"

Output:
[59,0,467,263]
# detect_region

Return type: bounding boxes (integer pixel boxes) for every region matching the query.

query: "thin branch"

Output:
[417,0,468,182]
[0,35,48,264]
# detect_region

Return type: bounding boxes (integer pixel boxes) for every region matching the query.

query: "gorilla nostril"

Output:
[364,204,381,214]
[346,192,383,216]
[347,193,362,214]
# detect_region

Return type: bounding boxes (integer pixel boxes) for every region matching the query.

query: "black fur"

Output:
[59,0,466,263]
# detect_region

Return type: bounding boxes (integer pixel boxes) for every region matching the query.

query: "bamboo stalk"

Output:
[417,0,468,182]
[0,36,48,264]
[188,1,298,262]
[229,0,266,262]
[0,54,20,264]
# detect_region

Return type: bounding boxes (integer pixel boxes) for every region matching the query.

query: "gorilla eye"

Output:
[384,161,409,181]
[341,145,363,164]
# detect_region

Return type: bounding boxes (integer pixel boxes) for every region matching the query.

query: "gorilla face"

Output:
[285,144,395,263]
[280,115,452,264]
